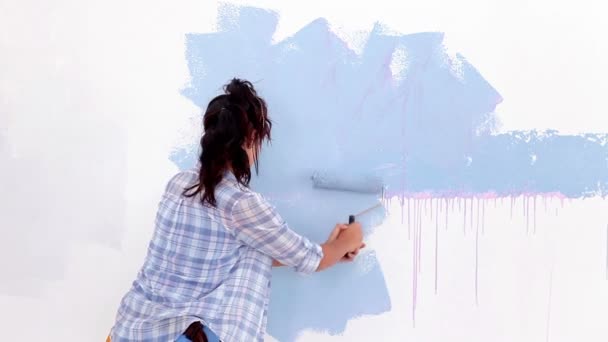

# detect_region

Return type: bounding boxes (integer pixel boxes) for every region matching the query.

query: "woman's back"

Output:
[111,168,276,342]
[140,169,244,302]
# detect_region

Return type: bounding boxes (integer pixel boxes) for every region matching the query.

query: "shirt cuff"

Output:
[293,241,323,275]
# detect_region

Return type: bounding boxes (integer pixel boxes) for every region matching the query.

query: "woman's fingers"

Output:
[341,242,367,262]
[327,223,348,243]
[342,253,355,262]
[342,247,362,262]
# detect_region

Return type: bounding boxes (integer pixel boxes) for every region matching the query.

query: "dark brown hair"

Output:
[183,78,272,206]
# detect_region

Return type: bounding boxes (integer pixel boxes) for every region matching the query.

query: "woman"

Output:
[109,78,365,342]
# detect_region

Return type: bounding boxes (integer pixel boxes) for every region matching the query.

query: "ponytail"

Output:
[183,78,272,206]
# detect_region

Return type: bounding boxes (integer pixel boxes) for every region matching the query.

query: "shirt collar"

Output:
[224,171,237,183]
[194,162,241,186]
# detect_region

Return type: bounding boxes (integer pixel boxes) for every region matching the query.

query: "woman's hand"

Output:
[325,223,365,262]
[317,221,365,271]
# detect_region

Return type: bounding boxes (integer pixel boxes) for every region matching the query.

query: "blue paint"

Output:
[172,4,608,340]
[404,131,608,197]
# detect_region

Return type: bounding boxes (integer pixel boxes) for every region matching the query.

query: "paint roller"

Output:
[311,170,385,223]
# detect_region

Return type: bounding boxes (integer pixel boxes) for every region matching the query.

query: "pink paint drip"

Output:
[412,200,419,327]
[481,200,485,235]
[401,195,405,225]
[435,198,439,294]
[534,196,537,234]
[526,196,530,234]
[418,201,423,274]
[463,198,467,235]
[475,211,479,306]
[412,237,417,327]
[397,192,569,327]
[470,198,474,232]
[476,198,480,234]
[445,198,449,231]
[407,198,411,240]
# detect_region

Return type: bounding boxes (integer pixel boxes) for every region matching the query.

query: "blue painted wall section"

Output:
[171,4,608,340]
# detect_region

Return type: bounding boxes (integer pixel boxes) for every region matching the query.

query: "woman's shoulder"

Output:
[163,168,199,194]
[162,168,256,205]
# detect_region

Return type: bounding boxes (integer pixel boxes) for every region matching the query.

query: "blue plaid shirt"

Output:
[110,168,323,341]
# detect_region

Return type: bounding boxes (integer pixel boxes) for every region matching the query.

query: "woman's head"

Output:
[184,78,272,206]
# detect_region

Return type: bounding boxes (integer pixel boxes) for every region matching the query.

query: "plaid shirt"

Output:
[110,169,323,341]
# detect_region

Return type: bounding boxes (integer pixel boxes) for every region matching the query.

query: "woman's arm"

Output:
[230,192,363,274]
[230,192,323,274]
[273,224,363,269]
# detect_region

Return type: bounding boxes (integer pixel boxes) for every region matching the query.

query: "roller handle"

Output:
[343,215,357,259]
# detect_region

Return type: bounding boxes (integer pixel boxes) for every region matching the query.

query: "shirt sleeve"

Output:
[229,191,323,274]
